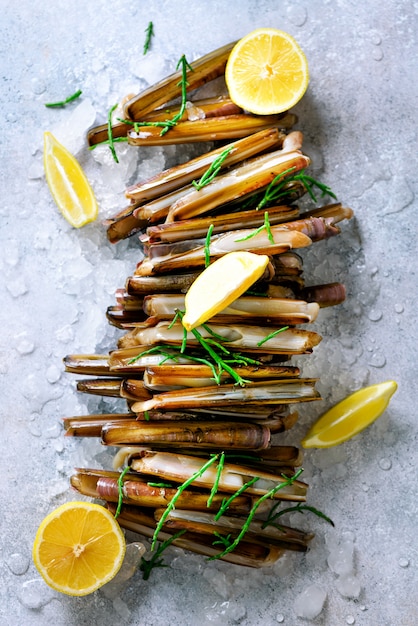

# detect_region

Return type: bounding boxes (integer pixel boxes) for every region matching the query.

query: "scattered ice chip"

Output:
[17,578,57,609]
[346,616,356,625]
[398,557,409,568]
[378,458,392,471]
[51,99,97,156]
[327,535,355,576]
[46,364,61,383]
[335,573,361,598]
[293,584,327,619]
[16,337,35,355]
[394,303,404,313]
[6,276,28,297]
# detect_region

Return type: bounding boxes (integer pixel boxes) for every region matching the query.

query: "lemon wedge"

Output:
[302,380,398,448]
[182,251,269,331]
[33,501,126,596]
[225,28,309,115]
[43,131,99,228]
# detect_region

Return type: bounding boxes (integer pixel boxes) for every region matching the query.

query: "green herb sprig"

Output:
[204,223,214,268]
[143,21,154,55]
[262,501,334,528]
[256,325,289,348]
[114,465,131,519]
[140,530,186,580]
[192,148,232,191]
[235,211,274,244]
[255,168,337,211]
[207,452,225,508]
[44,89,82,108]
[209,469,304,560]
[214,476,259,521]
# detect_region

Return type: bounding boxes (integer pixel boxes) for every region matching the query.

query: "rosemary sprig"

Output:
[209,469,304,560]
[143,21,154,55]
[256,325,289,347]
[262,501,334,529]
[207,452,225,508]
[140,530,186,580]
[114,465,131,519]
[44,89,82,108]
[235,211,274,244]
[192,148,232,191]
[151,454,221,550]
[204,224,214,268]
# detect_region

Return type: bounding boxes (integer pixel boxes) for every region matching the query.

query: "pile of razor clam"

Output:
[65,42,353,568]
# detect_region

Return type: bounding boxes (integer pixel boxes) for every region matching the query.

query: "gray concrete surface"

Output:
[0,1,417,624]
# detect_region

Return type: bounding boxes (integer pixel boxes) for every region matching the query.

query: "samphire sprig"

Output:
[208,469,304,560]
[143,21,154,55]
[235,210,274,244]
[192,147,233,191]
[114,465,131,519]
[262,500,334,529]
[140,530,186,580]
[243,167,337,211]
[89,103,128,163]
[44,89,82,108]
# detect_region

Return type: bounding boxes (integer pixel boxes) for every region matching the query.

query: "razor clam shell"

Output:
[126,272,202,295]
[101,420,271,451]
[156,508,313,551]
[131,379,320,413]
[70,467,252,514]
[63,413,135,437]
[145,204,300,244]
[63,354,111,376]
[130,450,307,501]
[300,282,347,308]
[123,41,237,120]
[135,229,311,275]
[165,150,310,222]
[126,128,283,203]
[127,113,296,146]
[142,294,319,325]
[108,503,285,568]
[118,321,321,355]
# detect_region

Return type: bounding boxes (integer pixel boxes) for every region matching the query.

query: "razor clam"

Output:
[142,294,320,325]
[104,203,147,244]
[123,41,237,120]
[70,467,252,514]
[155,508,313,552]
[126,272,202,296]
[63,413,135,437]
[107,503,285,568]
[135,229,311,276]
[127,113,297,146]
[300,282,347,307]
[101,419,271,451]
[126,128,284,203]
[131,379,320,413]
[130,450,307,501]
[76,378,152,402]
[145,204,300,244]
[88,96,243,148]
[118,321,321,355]
[165,150,310,222]
[63,353,111,376]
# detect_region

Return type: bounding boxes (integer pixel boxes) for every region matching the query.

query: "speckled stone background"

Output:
[1,1,417,625]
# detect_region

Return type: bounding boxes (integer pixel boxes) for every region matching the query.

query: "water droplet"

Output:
[369,31,382,45]
[370,266,379,276]
[16,337,35,355]
[369,353,386,368]
[395,303,404,314]
[398,557,409,568]
[6,553,30,575]
[276,614,285,623]
[346,616,355,625]
[379,458,392,471]
[372,47,384,61]
[28,421,42,437]
[361,483,369,492]
[359,605,367,611]
[368,309,383,322]
[46,364,61,383]
[31,77,46,95]
[287,4,308,27]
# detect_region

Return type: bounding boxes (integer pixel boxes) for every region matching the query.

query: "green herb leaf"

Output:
[143,21,154,55]
[209,469,304,559]
[192,148,232,190]
[214,476,259,521]
[204,224,214,268]
[140,530,186,580]
[207,452,225,508]
[114,465,131,519]
[262,501,334,529]
[44,89,82,108]
[256,325,289,348]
